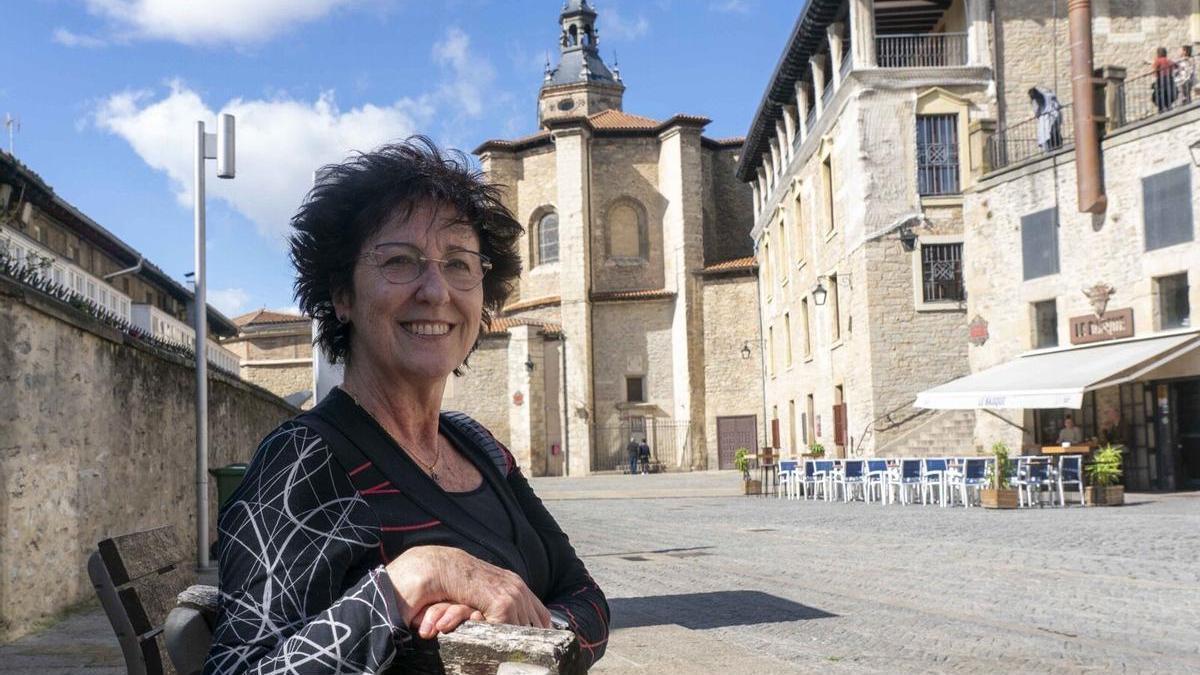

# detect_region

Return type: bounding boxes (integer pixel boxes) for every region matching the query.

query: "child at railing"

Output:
[1175,46,1195,107]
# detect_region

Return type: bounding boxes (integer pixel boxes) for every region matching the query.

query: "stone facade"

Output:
[224,310,315,408]
[0,276,295,641]
[457,3,762,474]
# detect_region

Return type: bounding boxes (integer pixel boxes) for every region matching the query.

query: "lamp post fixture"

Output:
[740,342,752,360]
[194,113,235,572]
[812,279,828,306]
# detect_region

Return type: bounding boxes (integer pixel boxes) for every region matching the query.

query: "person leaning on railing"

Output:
[203,138,610,674]
[1175,46,1196,106]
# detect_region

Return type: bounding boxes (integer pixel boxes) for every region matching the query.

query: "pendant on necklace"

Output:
[430,471,440,484]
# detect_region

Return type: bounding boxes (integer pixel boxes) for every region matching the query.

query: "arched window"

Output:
[536,210,559,265]
[605,198,648,260]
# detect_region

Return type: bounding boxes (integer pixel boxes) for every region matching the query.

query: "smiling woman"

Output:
[204,137,610,673]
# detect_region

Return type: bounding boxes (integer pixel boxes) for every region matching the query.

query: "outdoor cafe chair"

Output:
[897,458,923,504]
[801,460,817,499]
[921,458,950,507]
[864,459,890,504]
[778,459,799,500]
[1056,454,1086,507]
[839,459,866,503]
[1007,457,1024,507]
[812,459,836,501]
[1023,457,1054,507]
[949,457,989,508]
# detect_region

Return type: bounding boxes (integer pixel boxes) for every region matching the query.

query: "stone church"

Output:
[442,0,763,476]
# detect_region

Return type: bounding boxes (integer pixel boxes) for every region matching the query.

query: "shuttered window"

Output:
[1021,208,1060,280]
[1143,166,1194,251]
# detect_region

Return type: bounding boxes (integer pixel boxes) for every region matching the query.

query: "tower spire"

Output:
[539,0,625,128]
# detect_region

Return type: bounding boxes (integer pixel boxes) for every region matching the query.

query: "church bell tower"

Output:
[537,0,625,129]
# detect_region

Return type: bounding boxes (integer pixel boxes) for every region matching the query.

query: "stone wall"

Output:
[240,362,313,407]
[589,137,667,294]
[993,0,1195,128]
[701,274,765,468]
[702,145,755,265]
[443,336,512,449]
[590,299,676,428]
[964,106,1200,453]
[0,277,296,641]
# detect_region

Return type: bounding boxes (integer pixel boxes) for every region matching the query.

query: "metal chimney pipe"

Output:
[1068,0,1107,213]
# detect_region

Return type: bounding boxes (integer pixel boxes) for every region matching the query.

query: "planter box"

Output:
[1085,485,1125,506]
[980,488,1019,509]
[743,479,762,496]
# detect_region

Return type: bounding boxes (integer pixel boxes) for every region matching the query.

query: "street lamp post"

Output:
[194,114,235,571]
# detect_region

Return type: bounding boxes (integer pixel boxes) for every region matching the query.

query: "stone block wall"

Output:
[702,146,755,265]
[443,337,512,449]
[241,362,313,407]
[0,278,295,641]
[590,300,676,428]
[701,274,765,468]
[993,0,1195,128]
[589,137,667,294]
[964,106,1200,453]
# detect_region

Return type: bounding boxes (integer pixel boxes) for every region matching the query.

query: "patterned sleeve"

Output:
[504,462,610,668]
[203,422,411,674]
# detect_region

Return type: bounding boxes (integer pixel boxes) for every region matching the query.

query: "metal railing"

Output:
[876,32,967,68]
[1115,58,1197,127]
[0,224,132,322]
[985,103,1075,171]
[592,418,697,472]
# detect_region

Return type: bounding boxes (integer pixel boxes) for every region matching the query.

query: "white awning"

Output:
[916,331,1200,410]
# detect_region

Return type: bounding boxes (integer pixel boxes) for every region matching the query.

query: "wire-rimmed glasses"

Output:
[360,242,492,291]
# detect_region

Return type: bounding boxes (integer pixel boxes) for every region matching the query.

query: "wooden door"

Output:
[717,415,757,470]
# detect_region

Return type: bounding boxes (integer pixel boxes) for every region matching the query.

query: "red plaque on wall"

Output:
[512,391,524,406]
[968,315,989,346]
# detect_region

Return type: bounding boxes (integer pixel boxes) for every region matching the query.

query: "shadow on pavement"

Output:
[609,591,836,630]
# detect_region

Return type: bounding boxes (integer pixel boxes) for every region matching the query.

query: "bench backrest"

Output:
[89,525,195,675]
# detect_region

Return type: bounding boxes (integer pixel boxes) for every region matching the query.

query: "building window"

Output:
[767,325,776,376]
[776,217,787,285]
[626,376,645,403]
[605,199,648,260]
[1021,208,1060,280]
[536,211,559,265]
[805,393,815,446]
[788,399,797,452]
[821,155,835,233]
[1032,299,1058,349]
[829,273,841,342]
[801,297,812,357]
[1143,166,1194,251]
[784,312,793,366]
[1157,273,1191,329]
[921,243,964,302]
[792,189,806,263]
[762,240,772,296]
[916,114,960,196]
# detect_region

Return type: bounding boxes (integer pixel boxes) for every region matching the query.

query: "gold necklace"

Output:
[342,388,445,484]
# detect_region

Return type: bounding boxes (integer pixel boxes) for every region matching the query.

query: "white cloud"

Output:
[94,79,432,243]
[52,27,108,48]
[209,287,250,316]
[709,0,751,13]
[432,27,495,119]
[603,9,650,41]
[75,0,357,45]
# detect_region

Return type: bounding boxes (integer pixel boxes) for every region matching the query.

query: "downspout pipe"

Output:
[1068,0,1107,214]
[103,254,143,281]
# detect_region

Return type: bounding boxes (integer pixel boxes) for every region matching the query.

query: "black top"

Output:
[446,479,513,542]
[203,388,609,673]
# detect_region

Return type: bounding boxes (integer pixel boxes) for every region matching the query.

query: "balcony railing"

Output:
[985,104,1076,171]
[1115,58,1197,127]
[131,303,241,374]
[0,224,132,321]
[876,32,967,68]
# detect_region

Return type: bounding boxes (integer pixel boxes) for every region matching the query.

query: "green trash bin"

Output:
[210,463,249,508]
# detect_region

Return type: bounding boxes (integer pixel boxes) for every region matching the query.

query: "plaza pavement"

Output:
[2,471,1198,673]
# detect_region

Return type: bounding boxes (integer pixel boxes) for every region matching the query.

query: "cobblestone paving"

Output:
[2,472,1197,674]
[538,477,1200,674]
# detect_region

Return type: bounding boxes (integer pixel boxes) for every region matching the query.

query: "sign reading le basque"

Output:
[1069,307,1134,345]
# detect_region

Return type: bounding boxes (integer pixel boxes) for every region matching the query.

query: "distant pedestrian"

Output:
[627,435,640,475]
[1175,45,1195,106]
[1028,87,1063,152]
[1151,46,1178,112]
[638,439,651,474]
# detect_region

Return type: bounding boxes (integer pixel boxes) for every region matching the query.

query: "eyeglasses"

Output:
[360,242,492,291]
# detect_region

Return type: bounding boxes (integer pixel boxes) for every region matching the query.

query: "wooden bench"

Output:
[90,526,584,674]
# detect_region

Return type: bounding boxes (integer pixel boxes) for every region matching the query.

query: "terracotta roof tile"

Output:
[501,295,561,314]
[590,288,676,302]
[234,308,309,327]
[587,109,661,130]
[702,256,758,274]
[484,317,562,336]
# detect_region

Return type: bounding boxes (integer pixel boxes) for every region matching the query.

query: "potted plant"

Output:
[1085,444,1124,506]
[981,442,1019,509]
[734,448,760,495]
[802,442,826,459]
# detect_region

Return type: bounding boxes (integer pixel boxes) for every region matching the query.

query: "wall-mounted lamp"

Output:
[525,357,535,372]
[898,222,918,251]
[1190,139,1200,167]
[812,279,828,306]
[740,342,753,359]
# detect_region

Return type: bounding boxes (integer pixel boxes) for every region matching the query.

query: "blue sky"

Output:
[3,0,798,317]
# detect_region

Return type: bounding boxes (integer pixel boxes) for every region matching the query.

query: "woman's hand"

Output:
[411,602,483,639]
[385,546,551,629]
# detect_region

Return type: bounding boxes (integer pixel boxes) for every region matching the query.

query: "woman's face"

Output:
[336,200,484,386]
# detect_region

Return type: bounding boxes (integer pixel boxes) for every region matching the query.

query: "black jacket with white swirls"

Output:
[203,388,609,674]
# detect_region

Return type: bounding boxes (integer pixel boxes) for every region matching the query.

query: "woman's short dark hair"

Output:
[290,136,522,368]
[1157,46,1168,58]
